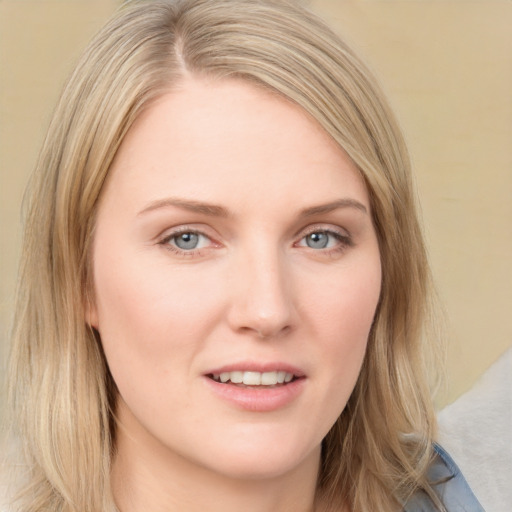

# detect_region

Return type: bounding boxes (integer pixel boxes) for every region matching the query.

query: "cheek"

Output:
[305,258,381,408]
[94,247,218,330]
[309,256,381,342]
[91,250,224,390]
[92,261,226,441]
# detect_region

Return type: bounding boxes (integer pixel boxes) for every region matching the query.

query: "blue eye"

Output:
[296,228,353,254]
[167,231,208,251]
[174,232,199,250]
[303,230,345,250]
[305,232,330,249]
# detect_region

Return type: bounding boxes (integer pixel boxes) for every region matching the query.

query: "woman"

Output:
[4,0,484,511]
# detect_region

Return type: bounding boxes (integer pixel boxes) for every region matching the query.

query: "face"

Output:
[88,78,381,483]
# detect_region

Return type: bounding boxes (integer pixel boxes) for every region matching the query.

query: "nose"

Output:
[226,248,296,339]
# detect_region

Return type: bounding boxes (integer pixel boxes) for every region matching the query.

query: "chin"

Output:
[196,436,321,481]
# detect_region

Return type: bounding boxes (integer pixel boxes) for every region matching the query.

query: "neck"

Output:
[111,420,321,512]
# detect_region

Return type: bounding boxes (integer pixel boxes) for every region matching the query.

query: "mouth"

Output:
[207,370,301,388]
[204,365,306,411]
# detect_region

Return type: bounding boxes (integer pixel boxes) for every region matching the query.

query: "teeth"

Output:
[261,371,277,385]
[243,371,261,385]
[230,371,243,383]
[211,370,295,386]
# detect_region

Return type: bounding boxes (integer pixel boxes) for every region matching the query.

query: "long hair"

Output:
[6,1,443,510]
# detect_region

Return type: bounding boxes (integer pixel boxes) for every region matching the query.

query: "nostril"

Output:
[247,323,292,340]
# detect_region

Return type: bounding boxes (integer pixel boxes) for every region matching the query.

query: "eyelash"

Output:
[157,226,353,258]
[158,227,214,257]
[296,227,353,255]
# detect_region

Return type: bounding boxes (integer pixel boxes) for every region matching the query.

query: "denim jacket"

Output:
[404,444,485,511]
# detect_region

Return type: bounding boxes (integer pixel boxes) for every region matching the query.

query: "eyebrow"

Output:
[299,199,368,217]
[138,197,230,217]
[137,197,367,218]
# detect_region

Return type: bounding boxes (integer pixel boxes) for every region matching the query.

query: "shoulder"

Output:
[403,444,485,512]
[438,347,512,511]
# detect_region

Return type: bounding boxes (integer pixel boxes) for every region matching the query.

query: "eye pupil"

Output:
[306,232,329,249]
[174,232,199,250]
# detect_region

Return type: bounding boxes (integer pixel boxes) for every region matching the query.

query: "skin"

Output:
[88,78,382,512]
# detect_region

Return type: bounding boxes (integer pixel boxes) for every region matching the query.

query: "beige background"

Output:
[1,0,511,409]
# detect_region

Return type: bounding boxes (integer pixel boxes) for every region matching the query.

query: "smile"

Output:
[209,370,296,386]
[204,363,306,411]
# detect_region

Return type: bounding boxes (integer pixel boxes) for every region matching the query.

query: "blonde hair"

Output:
[6,1,444,510]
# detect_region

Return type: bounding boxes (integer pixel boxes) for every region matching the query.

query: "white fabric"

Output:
[438,346,512,512]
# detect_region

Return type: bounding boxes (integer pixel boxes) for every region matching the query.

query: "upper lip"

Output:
[204,361,306,378]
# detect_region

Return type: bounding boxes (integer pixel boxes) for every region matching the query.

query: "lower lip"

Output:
[203,377,306,412]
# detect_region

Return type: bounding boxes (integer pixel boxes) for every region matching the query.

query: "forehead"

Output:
[103,77,369,216]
